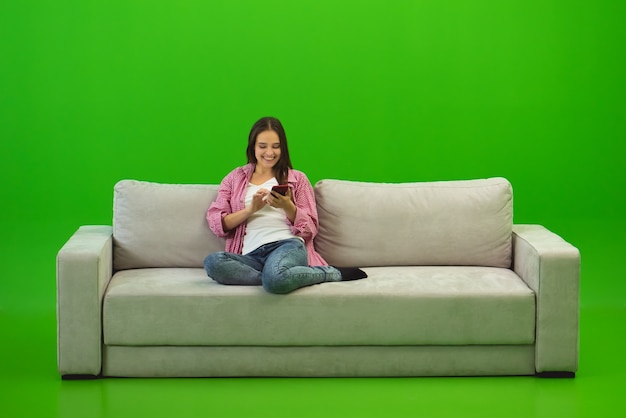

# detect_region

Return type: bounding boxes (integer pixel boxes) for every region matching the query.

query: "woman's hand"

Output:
[267,188,297,222]
[222,189,269,232]
[251,188,270,213]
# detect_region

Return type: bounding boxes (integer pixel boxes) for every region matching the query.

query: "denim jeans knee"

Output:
[204,251,263,286]
[261,239,336,294]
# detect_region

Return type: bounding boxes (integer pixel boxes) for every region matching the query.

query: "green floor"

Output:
[1,220,625,418]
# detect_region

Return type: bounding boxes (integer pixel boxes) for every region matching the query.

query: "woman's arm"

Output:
[266,188,297,223]
[222,189,268,231]
[208,168,273,235]
[207,171,242,237]
[286,171,319,241]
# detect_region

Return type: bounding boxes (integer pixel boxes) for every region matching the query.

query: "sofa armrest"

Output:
[512,224,580,375]
[57,226,113,378]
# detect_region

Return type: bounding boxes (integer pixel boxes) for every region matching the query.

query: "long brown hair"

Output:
[246,117,293,184]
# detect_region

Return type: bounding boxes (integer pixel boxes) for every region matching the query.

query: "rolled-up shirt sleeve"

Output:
[207,175,234,238]
[288,172,319,242]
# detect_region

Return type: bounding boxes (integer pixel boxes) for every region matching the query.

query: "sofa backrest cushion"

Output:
[314,178,513,268]
[113,180,224,270]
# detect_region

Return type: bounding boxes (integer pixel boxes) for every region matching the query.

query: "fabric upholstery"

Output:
[314,178,513,268]
[103,345,535,377]
[103,266,535,346]
[57,225,113,376]
[56,177,580,378]
[113,180,224,270]
[512,225,580,373]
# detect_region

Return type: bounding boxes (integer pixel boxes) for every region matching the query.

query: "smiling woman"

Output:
[202,116,367,294]
[254,131,282,173]
[247,118,290,185]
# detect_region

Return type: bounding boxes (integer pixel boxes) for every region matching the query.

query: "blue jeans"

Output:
[203,238,341,294]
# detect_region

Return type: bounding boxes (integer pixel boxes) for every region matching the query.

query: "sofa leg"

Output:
[536,371,576,378]
[61,374,100,380]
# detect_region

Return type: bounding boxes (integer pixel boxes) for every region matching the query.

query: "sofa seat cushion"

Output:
[103,266,535,346]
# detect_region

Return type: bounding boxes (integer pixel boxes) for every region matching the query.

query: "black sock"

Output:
[335,267,368,281]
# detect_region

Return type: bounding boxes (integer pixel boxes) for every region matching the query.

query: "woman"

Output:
[204,116,366,294]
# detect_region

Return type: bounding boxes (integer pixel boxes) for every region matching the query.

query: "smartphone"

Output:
[271,184,289,196]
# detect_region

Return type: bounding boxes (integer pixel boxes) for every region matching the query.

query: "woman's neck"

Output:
[250,166,276,185]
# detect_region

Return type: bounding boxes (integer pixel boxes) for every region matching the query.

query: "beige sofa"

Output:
[57,178,580,378]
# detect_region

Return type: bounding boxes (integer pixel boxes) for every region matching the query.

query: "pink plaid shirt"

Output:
[207,163,329,266]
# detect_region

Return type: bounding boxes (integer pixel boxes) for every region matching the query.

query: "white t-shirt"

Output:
[242,178,302,255]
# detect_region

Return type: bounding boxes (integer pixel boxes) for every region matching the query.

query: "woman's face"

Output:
[254,130,281,170]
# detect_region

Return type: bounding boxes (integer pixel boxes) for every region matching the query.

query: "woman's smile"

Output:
[255,130,281,168]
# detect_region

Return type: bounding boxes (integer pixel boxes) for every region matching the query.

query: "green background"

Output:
[1,1,624,417]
